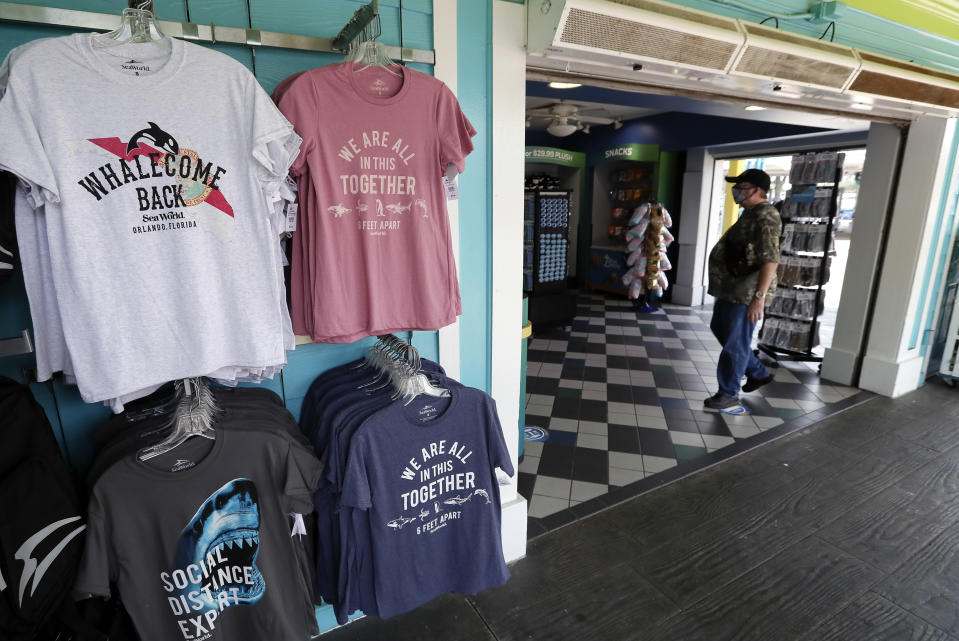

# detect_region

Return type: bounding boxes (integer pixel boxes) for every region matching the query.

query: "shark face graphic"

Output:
[172,479,265,610]
[127,121,179,156]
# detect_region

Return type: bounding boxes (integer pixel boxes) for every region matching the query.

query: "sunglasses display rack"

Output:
[525,190,577,325]
[759,152,844,363]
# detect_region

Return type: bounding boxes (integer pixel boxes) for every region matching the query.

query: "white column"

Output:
[858,116,955,397]
[821,122,903,385]
[433,0,461,381]
[491,0,528,562]
[672,149,714,306]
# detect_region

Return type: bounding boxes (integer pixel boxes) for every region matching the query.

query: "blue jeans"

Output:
[709,298,771,397]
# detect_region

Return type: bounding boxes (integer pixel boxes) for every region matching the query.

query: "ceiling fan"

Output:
[526,102,615,137]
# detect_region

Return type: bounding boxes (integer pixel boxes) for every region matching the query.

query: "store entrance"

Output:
[517,81,875,528]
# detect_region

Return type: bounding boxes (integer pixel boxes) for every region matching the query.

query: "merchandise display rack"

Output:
[606,162,655,243]
[525,189,576,325]
[758,152,844,363]
[523,192,535,292]
[530,190,571,293]
[588,160,656,296]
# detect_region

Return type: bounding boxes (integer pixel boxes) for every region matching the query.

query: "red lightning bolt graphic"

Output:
[88,137,234,217]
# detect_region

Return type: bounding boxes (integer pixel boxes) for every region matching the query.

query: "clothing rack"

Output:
[332,0,377,52]
[0,1,434,64]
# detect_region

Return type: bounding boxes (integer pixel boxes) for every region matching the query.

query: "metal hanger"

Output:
[345,11,402,78]
[364,334,449,404]
[136,377,220,461]
[356,338,397,391]
[94,0,169,51]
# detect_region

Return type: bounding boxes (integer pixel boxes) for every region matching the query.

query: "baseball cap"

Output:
[725,168,770,192]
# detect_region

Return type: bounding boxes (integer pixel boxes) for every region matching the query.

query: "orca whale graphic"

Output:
[126,121,179,156]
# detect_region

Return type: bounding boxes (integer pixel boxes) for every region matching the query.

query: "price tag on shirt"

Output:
[285,203,298,233]
[442,175,460,201]
[290,512,307,538]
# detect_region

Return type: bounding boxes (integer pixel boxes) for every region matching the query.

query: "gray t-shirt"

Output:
[76,429,322,641]
[0,34,300,405]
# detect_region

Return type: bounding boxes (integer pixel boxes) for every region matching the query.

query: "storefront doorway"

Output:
[518,81,878,529]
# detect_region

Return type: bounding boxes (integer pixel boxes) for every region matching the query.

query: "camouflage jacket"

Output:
[707,201,781,306]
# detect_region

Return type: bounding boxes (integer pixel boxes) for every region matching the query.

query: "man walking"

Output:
[704,168,781,410]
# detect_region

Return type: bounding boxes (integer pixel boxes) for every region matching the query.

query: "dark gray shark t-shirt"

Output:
[76,429,322,641]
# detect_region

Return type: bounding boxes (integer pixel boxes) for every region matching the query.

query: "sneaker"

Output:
[742,373,774,393]
[704,393,740,410]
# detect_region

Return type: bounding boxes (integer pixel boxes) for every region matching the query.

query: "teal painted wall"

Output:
[0,0,482,632]
[916,121,959,377]
[456,0,493,392]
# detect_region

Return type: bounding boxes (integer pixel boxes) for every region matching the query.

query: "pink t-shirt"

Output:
[278,64,475,343]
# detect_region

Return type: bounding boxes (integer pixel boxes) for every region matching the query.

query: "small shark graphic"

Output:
[386,515,416,530]
[443,492,473,506]
[385,202,411,215]
[126,121,178,156]
[328,204,352,217]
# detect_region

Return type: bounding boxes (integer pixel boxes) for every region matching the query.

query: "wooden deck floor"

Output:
[324,379,959,641]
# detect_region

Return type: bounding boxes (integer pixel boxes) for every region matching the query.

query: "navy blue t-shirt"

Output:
[340,386,513,618]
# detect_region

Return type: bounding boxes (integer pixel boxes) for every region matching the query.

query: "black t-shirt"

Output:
[0,377,84,640]
[0,171,16,283]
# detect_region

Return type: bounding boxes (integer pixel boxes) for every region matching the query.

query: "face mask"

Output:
[732,187,748,204]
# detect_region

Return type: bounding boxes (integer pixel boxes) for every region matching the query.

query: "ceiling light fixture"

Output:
[744,105,766,111]
[583,124,591,134]
[547,119,578,137]
[850,102,873,110]
[612,119,623,130]
[525,117,531,127]
[548,82,582,89]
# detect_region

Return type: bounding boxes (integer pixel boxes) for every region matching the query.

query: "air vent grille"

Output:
[607,0,739,30]
[850,70,959,110]
[735,46,856,89]
[561,7,739,71]
[741,23,857,58]
[858,51,959,84]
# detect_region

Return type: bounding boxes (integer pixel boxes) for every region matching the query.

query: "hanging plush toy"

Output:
[622,203,674,302]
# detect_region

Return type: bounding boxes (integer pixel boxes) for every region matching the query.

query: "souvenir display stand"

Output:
[587,144,682,300]
[524,147,584,326]
[759,151,844,362]
[524,190,576,325]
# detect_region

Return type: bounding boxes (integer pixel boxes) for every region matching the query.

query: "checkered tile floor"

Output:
[519,293,860,521]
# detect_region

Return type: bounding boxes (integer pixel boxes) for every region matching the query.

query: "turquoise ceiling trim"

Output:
[661,0,959,74]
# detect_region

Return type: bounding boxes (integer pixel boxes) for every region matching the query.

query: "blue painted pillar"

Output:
[456,0,493,393]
